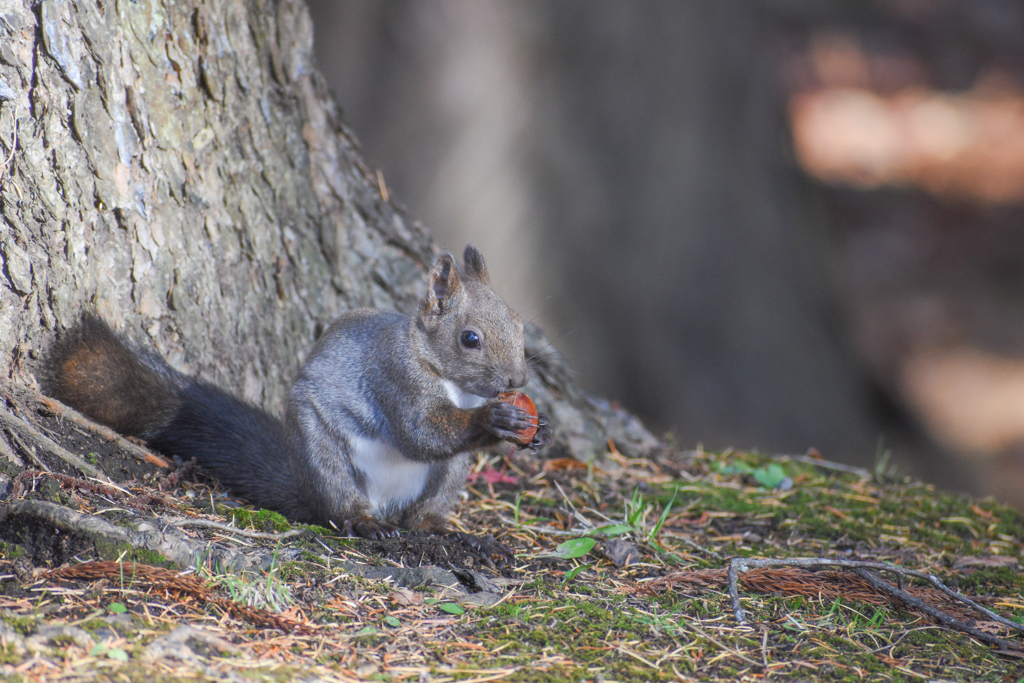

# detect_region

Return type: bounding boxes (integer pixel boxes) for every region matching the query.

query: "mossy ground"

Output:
[0,446,1022,682]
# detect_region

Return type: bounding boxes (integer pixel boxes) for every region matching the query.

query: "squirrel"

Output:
[44,245,552,541]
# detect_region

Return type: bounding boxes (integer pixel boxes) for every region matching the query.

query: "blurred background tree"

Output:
[306,0,1024,507]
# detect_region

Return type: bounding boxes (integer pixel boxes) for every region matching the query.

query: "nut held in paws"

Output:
[497,391,539,445]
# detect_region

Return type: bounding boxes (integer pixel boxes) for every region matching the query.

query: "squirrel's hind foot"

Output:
[344,516,401,540]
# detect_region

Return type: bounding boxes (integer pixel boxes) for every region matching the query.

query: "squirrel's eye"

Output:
[461,330,481,349]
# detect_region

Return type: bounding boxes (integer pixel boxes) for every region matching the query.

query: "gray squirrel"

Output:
[45,245,552,540]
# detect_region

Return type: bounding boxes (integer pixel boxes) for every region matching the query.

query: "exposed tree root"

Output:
[0,426,24,467]
[0,498,270,572]
[0,382,170,482]
[0,404,100,477]
[168,517,313,541]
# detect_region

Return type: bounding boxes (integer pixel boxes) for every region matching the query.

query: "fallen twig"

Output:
[36,395,170,469]
[728,557,1023,650]
[3,422,50,471]
[850,566,1017,650]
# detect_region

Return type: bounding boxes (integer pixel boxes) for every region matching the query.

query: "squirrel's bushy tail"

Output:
[45,314,181,440]
[45,315,302,518]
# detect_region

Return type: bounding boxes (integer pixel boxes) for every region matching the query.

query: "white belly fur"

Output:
[348,435,430,513]
[349,382,487,514]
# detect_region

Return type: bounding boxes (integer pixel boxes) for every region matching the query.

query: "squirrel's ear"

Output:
[424,252,462,317]
[462,244,490,285]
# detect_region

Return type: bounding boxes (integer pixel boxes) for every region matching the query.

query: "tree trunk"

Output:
[0,0,656,472]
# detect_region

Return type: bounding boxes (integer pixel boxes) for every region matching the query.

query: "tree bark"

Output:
[0,0,656,473]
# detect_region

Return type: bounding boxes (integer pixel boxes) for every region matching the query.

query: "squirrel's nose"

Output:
[507,367,529,390]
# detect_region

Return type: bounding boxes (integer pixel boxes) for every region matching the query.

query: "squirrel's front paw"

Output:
[481,401,538,443]
[522,411,553,452]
